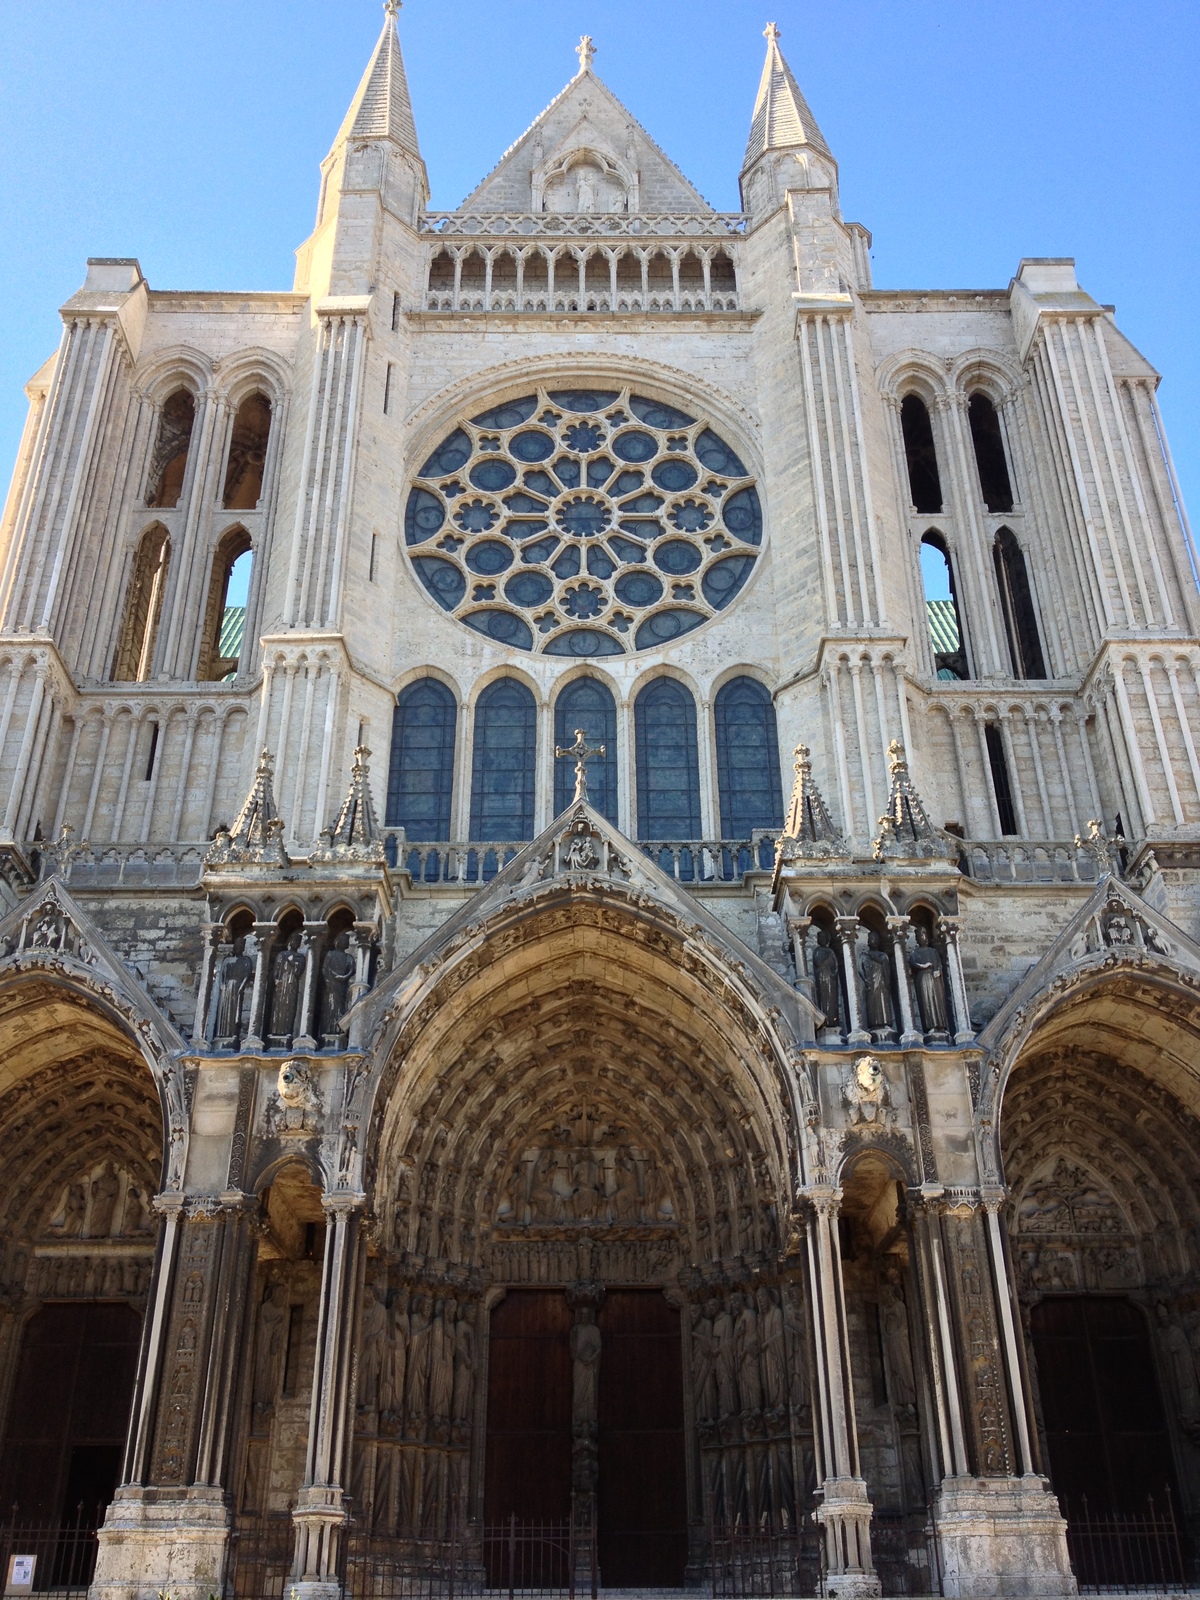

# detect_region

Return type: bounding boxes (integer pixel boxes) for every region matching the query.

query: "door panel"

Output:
[484,1290,573,1524]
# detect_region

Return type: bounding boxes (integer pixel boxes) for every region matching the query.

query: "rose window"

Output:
[404,387,762,655]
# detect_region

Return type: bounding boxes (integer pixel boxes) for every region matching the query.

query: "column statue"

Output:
[213,935,254,1044]
[267,932,306,1044]
[861,929,895,1034]
[812,930,841,1030]
[908,927,949,1036]
[570,1306,601,1423]
[319,932,356,1043]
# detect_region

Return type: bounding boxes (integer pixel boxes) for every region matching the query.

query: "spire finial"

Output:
[764,21,781,42]
[556,727,606,805]
[576,34,597,75]
[384,0,401,17]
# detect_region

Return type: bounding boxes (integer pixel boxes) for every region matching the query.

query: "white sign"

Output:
[6,1554,36,1594]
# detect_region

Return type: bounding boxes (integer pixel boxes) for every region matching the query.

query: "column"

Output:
[291,1192,366,1600]
[293,921,327,1052]
[937,917,975,1044]
[834,916,869,1045]
[241,924,276,1052]
[787,913,814,1003]
[887,915,922,1047]
[195,924,226,1047]
[345,923,376,1049]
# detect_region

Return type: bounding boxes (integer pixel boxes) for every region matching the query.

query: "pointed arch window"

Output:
[900,395,943,514]
[223,392,272,510]
[386,678,457,840]
[635,678,701,840]
[470,678,536,841]
[968,393,1014,513]
[197,529,252,681]
[146,388,196,509]
[553,677,617,823]
[113,525,170,682]
[714,676,783,835]
[920,534,969,680]
[994,527,1046,679]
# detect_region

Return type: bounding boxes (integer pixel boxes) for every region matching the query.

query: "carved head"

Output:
[855,1055,883,1095]
[288,932,303,952]
[335,931,351,951]
[277,1058,316,1109]
[915,926,931,947]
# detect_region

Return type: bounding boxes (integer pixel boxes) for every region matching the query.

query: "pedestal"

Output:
[816,1477,881,1600]
[89,1487,230,1600]
[931,1475,1077,1597]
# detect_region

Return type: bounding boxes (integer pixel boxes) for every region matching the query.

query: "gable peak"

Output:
[743,19,833,172]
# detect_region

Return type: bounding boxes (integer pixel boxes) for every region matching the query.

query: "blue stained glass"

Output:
[552,545,582,579]
[564,422,605,453]
[669,500,713,533]
[523,471,556,497]
[470,459,517,492]
[504,493,549,515]
[563,584,605,619]
[630,395,696,429]
[608,535,646,563]
[654,541,702,576]
[405,488,445,545]
[586,458,615,488]
[505,571,554,606]
[611,471,645,495]
[715,676,783,834]
[557,497,610,538]
[386,678,457,839]
[702,554,755,609]
[454,499,500,533]
[634,609,704,650]
[621,494,664,514]
[652,459,699,493]
[510,430,556,462]
[420,429,472,477]
[586,546,615,578]
[615,570,664,606]
[471,396,537,428]
[695,429,747,477]
[466,541,514,576]
[507,520,549,539]
[463,610,534,649]
[521,536,559,563]
[412,557,466,610]
[635,677,701,838]
[619,519,664,540]
[553,458,582,489]
[613,430,658,464]
[722,487,763,545]
[548,390,620,412]
[553,677,618,821]
[470,678,536,840]
[545,629,624,658]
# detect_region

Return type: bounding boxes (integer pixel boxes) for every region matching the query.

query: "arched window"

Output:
[386,678,457,840]
[470,678,536,841]
[553,677,617,823]
[900,395,943,514]
[920,534,969,680]
[967,393,1014,513]
[223,392,272,510]
[146,388,196,509]
[714,676,783,835]
[112,525,170,681]
[635,678,701,839]
[197,529,252,681]
[993,528,1046,679]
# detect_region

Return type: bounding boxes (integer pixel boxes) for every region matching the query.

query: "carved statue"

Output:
[406,1293,433,1417]
[735,1291,763,1413]
[62,1179,87,1236]
[564,821,601,871]
[389,1287,411,1416]
[575,167,596,213]
[271,1059,321,1134]
[214,935,254,1043]
[908,926,949,1035]
[712,1297,739,1418]
[570,1307,601,1424]
[268,932,307,1042]
[452,1303,476,1422]
[757,1286,788,1411]
[879,1281,917,1410]
[121,1180,154,1236]
[1104,912,1135,947]
[1157,1304,1200,1417]
[428,1297,456,1420]
[610,1150,640,1222]
[359,1284,389,1411]
[861,930,895,1032]
[319,932,356,1041]
[843,1055,891,1125]
[254,1283,288,1409]
[812,930,840,1029]
[571,1148,604,1222]
[88,1163,120,1238]
[691,1300,719,1421]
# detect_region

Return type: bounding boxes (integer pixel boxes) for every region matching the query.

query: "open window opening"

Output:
[900,395,942,513]
[197,529,253,681]
[222,392,272,510]
[984,723,1018,836]
[112,525,170,682]
[146,388,196,509]
[919,534,968,680]
[967,393,1014,513]
[993,527,1046,679]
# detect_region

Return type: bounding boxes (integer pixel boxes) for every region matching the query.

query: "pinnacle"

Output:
[331,3,422,161]
[742,19,832,172]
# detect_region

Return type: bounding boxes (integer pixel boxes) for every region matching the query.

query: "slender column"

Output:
[908,1191,970,1477]
[997,712,1029,835]
[110,708,142,842]
[241,924,275,1052]
[291,1193,367,1600]
[787,913,814,1002]
[1022,705,1053,836]
[887,915,922,1046]
[848,660,877,828]
[123,1193,186,1484]
[81,706,112,839]
[1048,708,1080,835]
[196,924,225,1046]
[293,921,326,1052]
[51,713,83,837]
[1136,656,1185,826]
[834,915,869,1045]
[170,708,200,841]
[938,916,974,1044]
[972,709,1004,838]
[1166,659,1200,805]
[2,666,46,837]
[1111,658,1157,828]
[346,924,376,1049]
[982,1197,1035,1478]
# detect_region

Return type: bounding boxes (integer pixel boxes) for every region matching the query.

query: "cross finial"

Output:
[384,0,401,17]
[555,727,606,805]
[576,34,596,75]
[764,21,781,42]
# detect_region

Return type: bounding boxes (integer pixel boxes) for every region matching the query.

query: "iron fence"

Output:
[225,1514,295,1600]
[871,1510,937,1597]
[1063,1492,1189,1593]
[706,1515,825,1598]
[0,1504,104,1600]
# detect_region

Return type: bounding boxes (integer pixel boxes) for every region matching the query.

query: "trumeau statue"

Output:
[570,1306,601,1424]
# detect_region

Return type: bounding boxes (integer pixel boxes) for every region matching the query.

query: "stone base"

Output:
[817,1477,881,1600]
[931,1474,1077,1597]
[90,1487,231,1600]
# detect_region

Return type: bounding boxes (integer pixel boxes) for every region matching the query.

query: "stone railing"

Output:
[421,212,747,238]
[384,836,525,885]
[424,285,740,315]
[384,832,779,888]
[51,841,207,890]
[641,834,778,884]
[959,838,1105,885]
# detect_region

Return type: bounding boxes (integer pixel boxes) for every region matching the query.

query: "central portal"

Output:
[484,1288,686,1588]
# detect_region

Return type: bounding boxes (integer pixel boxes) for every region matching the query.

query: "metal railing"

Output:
[0,1504,104,1599]
[871,1510,938,1597]
[706,1514,824,1598]
[1063,1492,1189,1593]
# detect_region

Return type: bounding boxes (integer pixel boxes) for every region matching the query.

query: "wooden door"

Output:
[484,1290,573,1523]
[597,1290,687,1586]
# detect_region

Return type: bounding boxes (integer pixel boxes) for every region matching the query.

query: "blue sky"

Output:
[1,1,1197,530]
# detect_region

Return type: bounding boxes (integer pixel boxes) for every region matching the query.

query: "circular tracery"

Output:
[404,387,763,655]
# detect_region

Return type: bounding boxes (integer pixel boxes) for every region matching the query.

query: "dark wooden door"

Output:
[1031,1297,1177,1512]
[484,1290,573,1523]
[597,1290,687,1587]
[0,1303,142,1521]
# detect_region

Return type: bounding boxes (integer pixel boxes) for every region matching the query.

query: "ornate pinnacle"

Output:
[576,34,597,75]
[384,0,401,17]
[764,21,781,42]
[555,727,606,806]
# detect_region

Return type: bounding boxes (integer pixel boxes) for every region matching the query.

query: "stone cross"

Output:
[384,0,402,17]
[576,35,597,75]
[764,21,781,42]
[556,727,606,805]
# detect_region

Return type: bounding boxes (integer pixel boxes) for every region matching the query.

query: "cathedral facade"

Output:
[3,10,1200,1599]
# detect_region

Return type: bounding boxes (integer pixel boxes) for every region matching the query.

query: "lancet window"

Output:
[222,392,273,510]
[112,524,170,682]
[984,723,1018,836]
[635,678,701,840]
[469,678,536,841]
[197,528,252,681]
[145,388,196,509]
[900,395,942,514]
[714,676,782,835]
[553,676,617,822]
[994,527,1046,679]
[968,392,1014,513]
[386,678,458,840]
[919,534,968,680]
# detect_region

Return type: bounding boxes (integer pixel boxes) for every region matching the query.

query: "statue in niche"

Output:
[844,1055,891,1126]
[268,932,307,1043]
[735,1291,763,1413]
[812,930,840,1029]
[60,1179,88,1236]
[879,1280,917,1412]
[908,927,949,1036]
[1104,912,1135,947]
[571,1147,604,1222]
[452,1303,475,1422]
[428,1297,456,1420]
[713,1296,739,1418]
[758,1286,788,1411]
[610,1150,640,1223]
[575,167,596,213]
[388,1287,410,1417]
[1157,1304,1200,1419]
[88,1163,120,1237]
[406,1293,433,1417]
[528,1149,559,1222]
[716,1211,733,1258]
[214,935,254,1043]
[254,1283,288,1409]
[121,1180,153,1236]
[319,932,356,1042]
[691,1300,718,1421]
[358,1285,389,1411]
[564,821,601,871]
[861,930,895,1033]
[570,1307,602,1424]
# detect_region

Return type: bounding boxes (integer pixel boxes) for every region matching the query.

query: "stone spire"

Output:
[314,747,384,862]
[331,1,423,163]
[206,748,289,866]
[873,741,957,863]
[778,744,849,861]
[742,22,833,173]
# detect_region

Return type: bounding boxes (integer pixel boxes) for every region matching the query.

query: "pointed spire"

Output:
[314,747,384,863]
[778,745,849,862]
[331,1,422,162]
[207,748,290,865]
[742,20,832,172]
[873,742,957,864]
